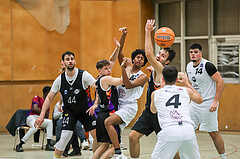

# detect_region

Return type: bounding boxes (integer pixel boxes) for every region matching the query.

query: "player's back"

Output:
[154,85,194,128]
[154,85,195,141]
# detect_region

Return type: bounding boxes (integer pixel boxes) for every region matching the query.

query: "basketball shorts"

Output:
[189,100,219,132]
[96,111,121,143]
[62,112,96,132]
[151,124,200,159]
[115,102,138,130]
[131,109,161,136]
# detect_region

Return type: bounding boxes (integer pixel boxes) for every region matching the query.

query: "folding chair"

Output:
[5,109,47,150]
[13,126,46,150]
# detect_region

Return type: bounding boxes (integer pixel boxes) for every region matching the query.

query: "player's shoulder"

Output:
[186,61,193,68]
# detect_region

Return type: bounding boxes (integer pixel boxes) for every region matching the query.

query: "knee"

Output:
[104,118,112,128]
[129,131,139,143]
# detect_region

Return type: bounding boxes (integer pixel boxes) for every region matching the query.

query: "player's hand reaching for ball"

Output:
[145,19,156,32]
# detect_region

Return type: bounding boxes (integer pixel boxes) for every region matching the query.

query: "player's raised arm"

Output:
[118,27,128,65]
[109,38,121,71]
[145,19,163,75]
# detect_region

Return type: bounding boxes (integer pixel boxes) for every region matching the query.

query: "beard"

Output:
[66,64,75,71]
[191,60,197,62]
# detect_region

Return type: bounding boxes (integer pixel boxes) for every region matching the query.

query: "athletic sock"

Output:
[220,153,226,159]
[53,153,61,158]
[115,148,121,154]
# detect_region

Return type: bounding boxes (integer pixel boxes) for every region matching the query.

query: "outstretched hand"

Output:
[114,37,120,48]
[145,19,156,32]
[119,27,127,34]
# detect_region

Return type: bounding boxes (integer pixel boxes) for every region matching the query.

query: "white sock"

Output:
[220,153,226,159]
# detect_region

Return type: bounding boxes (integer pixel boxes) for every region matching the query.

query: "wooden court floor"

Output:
[0,128,240,159]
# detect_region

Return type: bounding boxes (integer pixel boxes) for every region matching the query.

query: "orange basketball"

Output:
[154,27,175,48]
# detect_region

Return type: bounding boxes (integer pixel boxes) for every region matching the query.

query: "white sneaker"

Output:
[120,142,127,150]
[82,140,90,150]
[112,153,127,159]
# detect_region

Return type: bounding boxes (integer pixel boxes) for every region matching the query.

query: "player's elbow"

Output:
[195,96,203,104]
[218,78,224,87]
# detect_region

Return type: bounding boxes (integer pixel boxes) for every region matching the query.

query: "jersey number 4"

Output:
[166,94,181,108]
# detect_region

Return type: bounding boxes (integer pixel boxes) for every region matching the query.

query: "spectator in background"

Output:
[15,86,55,152]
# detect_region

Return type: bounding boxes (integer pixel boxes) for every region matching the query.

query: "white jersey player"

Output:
[150,66,203,159]
[186,43,226,159]
[116,69,145,129]
[103,27,149,159]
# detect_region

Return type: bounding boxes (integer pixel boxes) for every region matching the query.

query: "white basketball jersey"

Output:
[117,70,145,104]
[154,85,194,129]
[186,58,216,103]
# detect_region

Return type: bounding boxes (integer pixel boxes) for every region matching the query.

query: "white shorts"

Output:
[190,100,219,132]
[151,124,200,159]
[115,102,138,130]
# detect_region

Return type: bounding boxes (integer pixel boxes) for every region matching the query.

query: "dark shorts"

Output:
[96,112,121,143]
[62,112,96,132]
[132,109,161,136]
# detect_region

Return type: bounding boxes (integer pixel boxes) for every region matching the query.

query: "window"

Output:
[155,0,240,83]
[217,44,239,83]
[186,0,208,36]
[158,2,181,37]
[214,0,240,35]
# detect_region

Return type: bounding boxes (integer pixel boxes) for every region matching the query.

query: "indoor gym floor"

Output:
[0,128,240,159]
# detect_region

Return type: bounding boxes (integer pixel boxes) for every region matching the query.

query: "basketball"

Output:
[154,27,175,48]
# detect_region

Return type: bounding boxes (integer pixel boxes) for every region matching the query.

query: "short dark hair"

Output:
[62,51,75,61]
[96,59,110,69]
[131,49,148,67]
[162,65,178,85]
[189,43,202,51]
[163,47,176,64]
[43,86,51,94]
